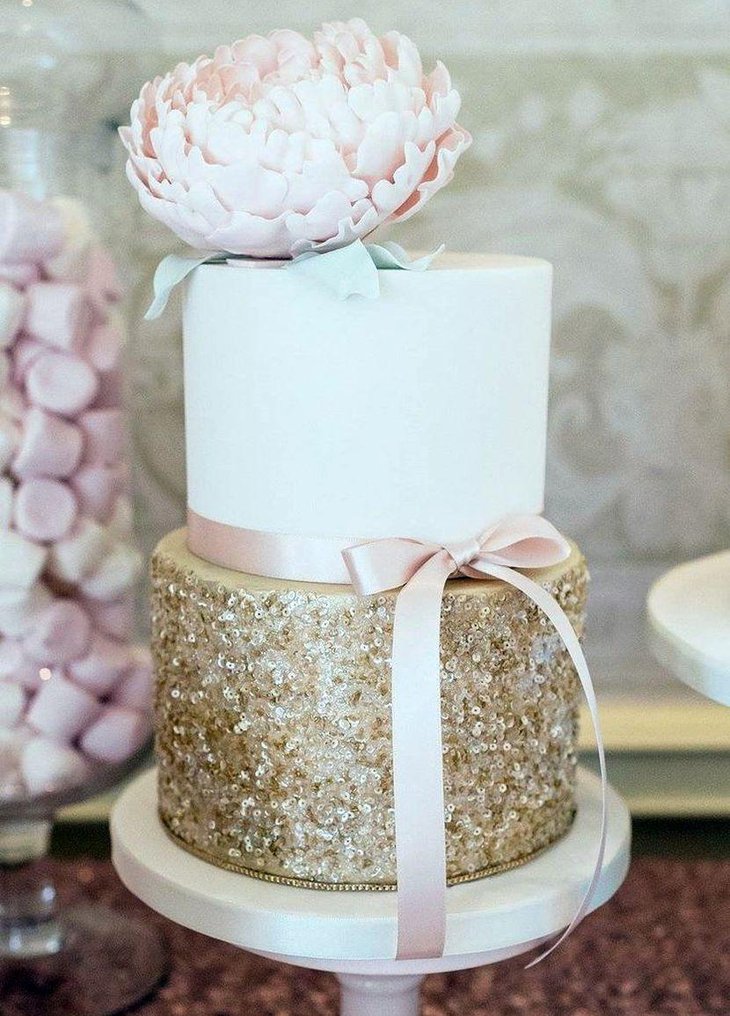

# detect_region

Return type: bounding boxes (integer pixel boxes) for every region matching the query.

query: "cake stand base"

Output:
[337,973,422,1016]
[111,768,631,1016]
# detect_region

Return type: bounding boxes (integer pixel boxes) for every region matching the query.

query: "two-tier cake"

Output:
[122,18,591,956]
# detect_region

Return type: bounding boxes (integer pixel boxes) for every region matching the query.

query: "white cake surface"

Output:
[183,253,552,545]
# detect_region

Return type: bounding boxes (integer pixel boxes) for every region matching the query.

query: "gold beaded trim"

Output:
[159,808,576,891]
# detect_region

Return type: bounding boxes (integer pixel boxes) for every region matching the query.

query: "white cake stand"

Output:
[111,768,630,1016]
[648,550,730,707]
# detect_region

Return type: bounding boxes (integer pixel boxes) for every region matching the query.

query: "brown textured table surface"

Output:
[1,857,728,1016]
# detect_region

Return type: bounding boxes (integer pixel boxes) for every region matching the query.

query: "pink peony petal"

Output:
[207,211,291,258]
[390,126,472,222]
[120,19,470,258]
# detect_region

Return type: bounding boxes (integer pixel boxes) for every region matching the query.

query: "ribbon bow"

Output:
[343,515,607,963]
[186,509,608,964]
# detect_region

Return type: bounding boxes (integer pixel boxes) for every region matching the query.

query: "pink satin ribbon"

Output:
[188,510,356,583]
[188,510,607,964]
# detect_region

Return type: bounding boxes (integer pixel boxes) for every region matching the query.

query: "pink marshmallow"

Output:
[0,639,23,680]
[81,543,142,600]
[0,191,64,264]
[26,672,99,743]
[0,281,26,348]
[23,599,92,665]
[44,198,94,282]
[0,724,31,758]
[0,529,47,589]
[0,584,52,639]
[47,518,110,584]
[0,682,26,729]
[84,595,135,640]
[24,282,93,353]
[0,477,13,527]
[13,407,83,478]
[12,336,47,383]
[0,262,41,288]
[26,351,99,417]
[86,318,123,373]
[68,633,131,695]
[70,464,122,520]
[0,387,24,422]
[21,736,90,796]
[87,246,123,307]
[113,647,153,713]
[13,477,77,542]
[0,413,20,470]
[91,368,124,410]
[79,409,125,465]
[0,641,47,691]
[80,706,149,764]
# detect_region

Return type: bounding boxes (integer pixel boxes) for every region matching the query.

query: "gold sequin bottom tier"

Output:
[152,528,588,890]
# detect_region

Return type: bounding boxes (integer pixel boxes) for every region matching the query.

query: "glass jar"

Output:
[0,3,166,1012]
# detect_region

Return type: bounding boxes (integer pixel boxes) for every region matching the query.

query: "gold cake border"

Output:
[158,807,576,891]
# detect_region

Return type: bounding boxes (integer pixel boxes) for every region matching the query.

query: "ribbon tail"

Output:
[391,550,454,960]
[471,562,608,967]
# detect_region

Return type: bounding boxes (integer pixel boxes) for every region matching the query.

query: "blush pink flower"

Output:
[120,19,471,258]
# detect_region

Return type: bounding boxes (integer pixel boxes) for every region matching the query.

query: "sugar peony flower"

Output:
[119,19,471,258]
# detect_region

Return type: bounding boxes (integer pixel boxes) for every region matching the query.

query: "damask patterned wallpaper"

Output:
[118,2,730,696]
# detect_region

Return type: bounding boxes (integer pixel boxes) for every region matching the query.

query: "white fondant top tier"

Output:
[183,253,552,545]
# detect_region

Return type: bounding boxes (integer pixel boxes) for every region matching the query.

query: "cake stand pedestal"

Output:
[111,768,630,1016]
[648,550,730,706]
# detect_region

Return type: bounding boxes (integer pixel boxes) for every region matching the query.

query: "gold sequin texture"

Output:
[152,529,588,890]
